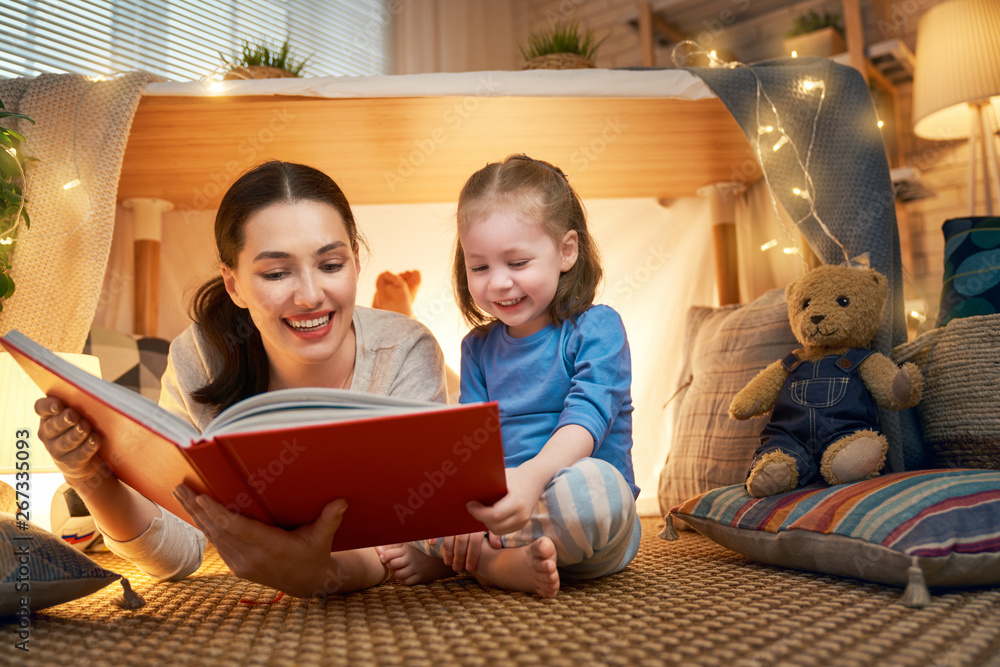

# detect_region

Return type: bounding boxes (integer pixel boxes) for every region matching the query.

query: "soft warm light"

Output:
[791,50,798,58]
[800,79,824,93]
[0,351,103,474]
[63,178,81,190]
[877,120,884,128]
[0,237,12,245]
[912,0,1000,139]
[772,135,789,151]
[783,247,800,255]
[792,187,811,199]
[760,239,778,251]
[910,310,927,322]
[5,147,16,157]
[758,125,774,134]
[208,80,226,93]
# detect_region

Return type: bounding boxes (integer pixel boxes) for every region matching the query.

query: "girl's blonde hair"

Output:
[453,154,603,333]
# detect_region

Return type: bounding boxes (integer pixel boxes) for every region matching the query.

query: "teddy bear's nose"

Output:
[811,315,825,324]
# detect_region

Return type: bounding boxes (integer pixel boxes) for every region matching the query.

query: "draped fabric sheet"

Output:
[0,72,160,353]
[688,57,923,470]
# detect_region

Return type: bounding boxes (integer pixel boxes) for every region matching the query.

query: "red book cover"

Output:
[3,330,507,551]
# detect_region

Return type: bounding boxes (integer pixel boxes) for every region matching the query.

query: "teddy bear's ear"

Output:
[785,276,800,301]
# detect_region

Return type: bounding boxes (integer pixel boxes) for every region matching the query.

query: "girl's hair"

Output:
[190,160,367,414]
[452,154,603,333]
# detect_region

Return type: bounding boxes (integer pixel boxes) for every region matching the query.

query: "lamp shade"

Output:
[912,0,1000,140]
[0,351,102,474]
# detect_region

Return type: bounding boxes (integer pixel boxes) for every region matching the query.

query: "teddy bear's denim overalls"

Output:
[749,348,880,486]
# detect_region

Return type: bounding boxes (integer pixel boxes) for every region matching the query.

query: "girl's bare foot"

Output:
[375,543,454,585]
[472,536,559,598]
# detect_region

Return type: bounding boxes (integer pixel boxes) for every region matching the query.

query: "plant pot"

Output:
[521,53,595,70]
[223,65,299,80]
[782,26,846,57]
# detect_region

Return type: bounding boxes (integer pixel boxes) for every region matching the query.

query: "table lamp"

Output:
[912,0,1000,215]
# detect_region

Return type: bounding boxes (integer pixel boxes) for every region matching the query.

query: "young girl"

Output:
[36,161,447,598]
[377,154,641,597]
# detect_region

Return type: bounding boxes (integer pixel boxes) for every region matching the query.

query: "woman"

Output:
[35,161,447,597]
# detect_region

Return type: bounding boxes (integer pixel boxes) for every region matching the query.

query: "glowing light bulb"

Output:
[792,187,811,200]
[0,237,13,245]
[791,51,798,58]
[63,178,81,190]
[758,125,774,134]
[783,247,800,255]
[772,135,789,151]
[910,310,927,323]
[760,239,778,251]
[877,120,884,128]
[208,80,225,93]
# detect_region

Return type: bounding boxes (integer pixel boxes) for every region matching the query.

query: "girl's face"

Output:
[461,209,578,338]
[221,200,361,386]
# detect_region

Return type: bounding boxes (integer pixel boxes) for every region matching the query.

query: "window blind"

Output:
[2,0,391,81]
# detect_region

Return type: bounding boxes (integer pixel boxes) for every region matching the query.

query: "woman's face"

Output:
[221,200,361,385]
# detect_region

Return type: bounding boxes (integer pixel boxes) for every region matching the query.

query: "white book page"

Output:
[201,387,449,439]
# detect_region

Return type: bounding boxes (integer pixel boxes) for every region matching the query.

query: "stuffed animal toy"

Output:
[728,264,923,497]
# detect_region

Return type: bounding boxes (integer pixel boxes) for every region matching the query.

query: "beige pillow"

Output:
[657,289,798,516]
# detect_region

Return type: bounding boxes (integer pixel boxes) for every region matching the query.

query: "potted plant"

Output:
[219,38,310,80]
[0,99,35,312]
[520,21,604,70]
[783,10,846,58]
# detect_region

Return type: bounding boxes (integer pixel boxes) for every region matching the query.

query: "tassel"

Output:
[115,577,146,610]
[658,514,679,540]
[901,557,931,608]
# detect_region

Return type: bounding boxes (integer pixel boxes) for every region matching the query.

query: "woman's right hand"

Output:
[34,396,110,486]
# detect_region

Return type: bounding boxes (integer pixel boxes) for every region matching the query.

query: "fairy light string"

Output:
[672,41,852,267]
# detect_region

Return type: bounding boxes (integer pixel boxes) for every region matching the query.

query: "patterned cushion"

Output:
[937,216,1000,327]
[0,510,122,616]
[668,469,1000,591]
[657,288,798,516]
[84,325,170,402]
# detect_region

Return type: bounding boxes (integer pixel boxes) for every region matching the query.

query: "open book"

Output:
[2,329,507,551]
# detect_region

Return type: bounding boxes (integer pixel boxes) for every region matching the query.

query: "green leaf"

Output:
[0,133,11,149]
[0,111,35,123]
[21,207,29,229]
[3,128,26,144]
[0,273,9,301]
[0,148,19,178]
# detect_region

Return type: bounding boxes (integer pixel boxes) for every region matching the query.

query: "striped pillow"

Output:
[668,469,1000,591]
[657,288,798,516]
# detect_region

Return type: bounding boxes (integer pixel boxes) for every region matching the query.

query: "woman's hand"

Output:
[173,484,352,598]
[430,531,486,573]
[34,396,110,486]
[466,466,547,537]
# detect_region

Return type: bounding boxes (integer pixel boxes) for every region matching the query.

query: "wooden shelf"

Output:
[118,94,761,210]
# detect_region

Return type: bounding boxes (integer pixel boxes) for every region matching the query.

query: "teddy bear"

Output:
[728,264,923,497]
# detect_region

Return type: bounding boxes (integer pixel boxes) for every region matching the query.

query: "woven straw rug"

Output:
[13,517,1000,666]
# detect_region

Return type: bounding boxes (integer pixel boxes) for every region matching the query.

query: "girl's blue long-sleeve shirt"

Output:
[460,304,638,498]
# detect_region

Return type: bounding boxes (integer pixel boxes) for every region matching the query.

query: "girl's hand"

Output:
[173,484,348,598]
[430,531,486,573]
[34,396,111,486]
[466,466,547,537]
